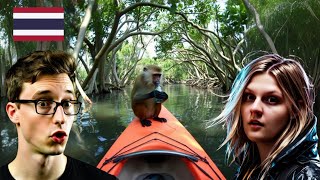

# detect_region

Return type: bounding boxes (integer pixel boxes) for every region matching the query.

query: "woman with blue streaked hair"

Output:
[209,54,320,179]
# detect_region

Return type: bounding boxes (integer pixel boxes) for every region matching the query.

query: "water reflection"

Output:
[0,84,237,179]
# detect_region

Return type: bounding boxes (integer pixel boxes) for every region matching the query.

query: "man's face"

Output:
[9,73,76,155]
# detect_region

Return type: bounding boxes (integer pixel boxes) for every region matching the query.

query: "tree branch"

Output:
[242,0,278,54]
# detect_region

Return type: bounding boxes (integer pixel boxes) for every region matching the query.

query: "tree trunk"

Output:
[86,69,99,94]
[111,50,120,87]
[36,42,50,50]
[0,51,6,97]
[242,0,278,54]
[70,0,94,103]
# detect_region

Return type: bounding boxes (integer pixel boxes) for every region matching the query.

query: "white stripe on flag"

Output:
[13,13,64,19]
[13,30,64,36]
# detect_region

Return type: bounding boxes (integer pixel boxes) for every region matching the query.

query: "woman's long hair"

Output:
[208,54,314,179]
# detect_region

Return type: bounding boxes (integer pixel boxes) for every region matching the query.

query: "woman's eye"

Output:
[243,93,255,101]
[265,96,280,104]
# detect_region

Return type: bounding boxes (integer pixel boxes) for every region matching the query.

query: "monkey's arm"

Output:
[154,91,168,102]
[132,91,156,103]
[133,90,168,103]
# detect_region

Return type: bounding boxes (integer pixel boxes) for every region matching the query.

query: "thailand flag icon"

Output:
[13,7,64,41]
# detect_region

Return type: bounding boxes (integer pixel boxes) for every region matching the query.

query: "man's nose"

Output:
[53,106,66,124]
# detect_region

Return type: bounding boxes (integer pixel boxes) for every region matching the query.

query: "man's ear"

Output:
[6,102,19,124]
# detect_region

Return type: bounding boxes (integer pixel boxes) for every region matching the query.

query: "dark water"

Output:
[0,84,238,179]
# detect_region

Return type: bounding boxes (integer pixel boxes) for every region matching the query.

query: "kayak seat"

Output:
[137,173,174,180]
[118,155,194,180]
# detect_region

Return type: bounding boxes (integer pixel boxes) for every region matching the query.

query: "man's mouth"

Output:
[51,131,67,144]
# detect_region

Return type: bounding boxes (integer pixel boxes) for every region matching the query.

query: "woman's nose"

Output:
[250,99,263,118]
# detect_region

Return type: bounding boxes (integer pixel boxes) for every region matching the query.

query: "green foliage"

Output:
[218,0,249,38]
[194,0,216,26]
[77,67,88,82]
[138,57,190,82]
[168,0,178,13]
[115,41,138,81]
[245,0,320,83]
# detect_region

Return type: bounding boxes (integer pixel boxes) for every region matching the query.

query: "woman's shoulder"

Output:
[275,159,320,179]
[290,160,320,179]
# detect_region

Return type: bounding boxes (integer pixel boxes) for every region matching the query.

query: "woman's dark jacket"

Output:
[235,117,320,179]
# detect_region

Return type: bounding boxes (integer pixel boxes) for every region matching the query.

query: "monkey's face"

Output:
[142,65,163,86]
[153,73,161,85]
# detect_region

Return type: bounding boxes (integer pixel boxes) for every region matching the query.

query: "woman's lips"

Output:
[248,120,264,130]
[51,131,67,144]
[249,120,263,125]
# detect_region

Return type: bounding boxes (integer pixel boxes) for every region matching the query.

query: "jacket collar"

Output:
[272,116,319,167]
[235,116,319,179]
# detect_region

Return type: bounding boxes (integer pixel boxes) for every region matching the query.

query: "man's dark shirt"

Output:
[0,156,117,180]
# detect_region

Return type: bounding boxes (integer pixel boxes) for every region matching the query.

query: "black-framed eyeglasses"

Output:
[11,100,82,115]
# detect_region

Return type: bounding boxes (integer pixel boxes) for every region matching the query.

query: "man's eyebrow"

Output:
[65,89,74,94]
[32,90,51,97]
[32,89,75,98]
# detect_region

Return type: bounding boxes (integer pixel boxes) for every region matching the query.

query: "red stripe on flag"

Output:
[13,36,64,41]
[13,7,64,13]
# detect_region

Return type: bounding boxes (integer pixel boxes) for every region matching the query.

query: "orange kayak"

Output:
[97,106,226,180]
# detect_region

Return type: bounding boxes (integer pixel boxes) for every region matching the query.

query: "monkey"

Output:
[131,65,169,127]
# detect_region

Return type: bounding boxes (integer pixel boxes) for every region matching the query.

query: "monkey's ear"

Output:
[143,67,148,72]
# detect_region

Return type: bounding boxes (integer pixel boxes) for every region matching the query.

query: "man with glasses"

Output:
[0,50,117,180]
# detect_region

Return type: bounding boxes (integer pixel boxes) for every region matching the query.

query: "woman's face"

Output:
[241,72,290,148]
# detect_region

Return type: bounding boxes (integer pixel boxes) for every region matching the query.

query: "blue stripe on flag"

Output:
[13,19,64,30]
